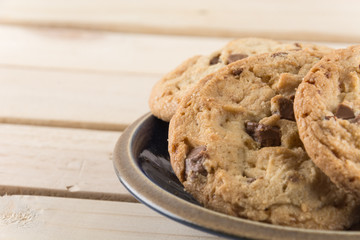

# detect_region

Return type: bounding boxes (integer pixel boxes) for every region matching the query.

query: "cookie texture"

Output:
[169,49,360,229]
[294,45,360,197]
[149,38,330,121]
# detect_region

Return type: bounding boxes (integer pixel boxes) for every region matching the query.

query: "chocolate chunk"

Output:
[245,121,258,136]
[271,52,289,58]
[254,125,281,147]
[245,122,281,147]
[231,68,243,77]
[185,146,208,179]
[335,104,355,119]
[227,53,248,64]
[209,54,220,65]
[294,43,302,48]
[278,97,295,121]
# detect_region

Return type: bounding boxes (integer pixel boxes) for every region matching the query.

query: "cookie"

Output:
[169,49,360,229]
[149,38,330,121]
[294,45,360,197]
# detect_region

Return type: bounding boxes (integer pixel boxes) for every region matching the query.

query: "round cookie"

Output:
[149,38,330,122]
[294,45,360,197]
[169,49,360,229]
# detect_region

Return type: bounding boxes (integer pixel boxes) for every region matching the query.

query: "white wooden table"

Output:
[0,1,358,239]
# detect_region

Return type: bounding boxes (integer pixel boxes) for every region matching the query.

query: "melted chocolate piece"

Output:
[335,104,355,119]
[185,146,208,179]
[245,122,281,147]
[227,53,248,64]
[271,52,289,58]
[278,97,295,121]
[209,54,220,65]
[231,68,244,77]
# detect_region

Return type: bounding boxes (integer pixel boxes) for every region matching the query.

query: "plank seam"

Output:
[0,117,128,131]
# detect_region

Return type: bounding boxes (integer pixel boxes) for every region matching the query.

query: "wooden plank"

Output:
[0,67,157,129]
[0,0,359,42]
[0,26,350,76]
[0,195,221,240]
[0,25,229,74]
[0,124,133,201]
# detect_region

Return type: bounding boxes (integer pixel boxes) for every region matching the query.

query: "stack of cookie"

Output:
[148,38,360,230]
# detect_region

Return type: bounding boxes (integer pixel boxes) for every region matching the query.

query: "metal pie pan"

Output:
[113,112,360,240]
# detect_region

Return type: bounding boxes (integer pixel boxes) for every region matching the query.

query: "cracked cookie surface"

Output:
[169,49,360,229]
[149,38,330,121]
[295,45,360,198]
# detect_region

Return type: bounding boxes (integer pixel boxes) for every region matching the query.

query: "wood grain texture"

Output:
[0,0,359,42]
[0,67,157,129]
[0,124,133,201]
[0,25,229,74]
[0,2,357,239]
[0,195,222,240]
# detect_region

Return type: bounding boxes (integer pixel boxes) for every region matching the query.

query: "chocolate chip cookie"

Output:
[169,49,360,229]
[149,38,329,121]
[294,45,360,197]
